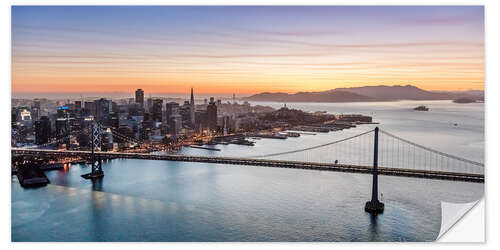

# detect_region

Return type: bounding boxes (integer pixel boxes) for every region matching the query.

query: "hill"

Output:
[243,85,483,102]
[243,90,376,102]
[333,85,452,100]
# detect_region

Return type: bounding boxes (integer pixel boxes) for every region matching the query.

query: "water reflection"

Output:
[12,159,483,242]
[11,101,484,241]
[368,214,379,241]
[92,178,103,192]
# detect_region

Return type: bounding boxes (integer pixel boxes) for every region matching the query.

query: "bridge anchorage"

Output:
[81,121,104,180]
[365,127,384,214]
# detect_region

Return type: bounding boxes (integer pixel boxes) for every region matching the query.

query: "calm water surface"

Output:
[11,100,484,241]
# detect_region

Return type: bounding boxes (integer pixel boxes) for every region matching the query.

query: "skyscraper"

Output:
[166,102,179,125]
[168,114,183,141]
[34,116,51,145]
[135,89,144,107]
[84,101,95,116]
[74,100,82,114]
[31,100,40,121]
[190,88,195,127]
[94,98,111,123]
[151,99,163,122]
[206,97,217,130]
[147,97,153,112]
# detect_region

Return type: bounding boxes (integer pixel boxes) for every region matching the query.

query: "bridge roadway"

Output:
[12,149,484,183]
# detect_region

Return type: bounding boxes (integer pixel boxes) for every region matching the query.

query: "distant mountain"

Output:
[333,85,452,100]
[243,85,483,103]
[243,90,376,102]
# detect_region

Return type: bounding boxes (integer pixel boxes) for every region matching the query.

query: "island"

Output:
[453,97,477,104]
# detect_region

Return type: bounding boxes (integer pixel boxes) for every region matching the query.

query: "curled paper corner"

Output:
[436,199,481,240]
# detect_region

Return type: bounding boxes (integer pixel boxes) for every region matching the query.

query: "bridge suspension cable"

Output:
[377,129,484,175]
[247,129,375,162]
[240,127,483,176]
[378,129,484,167]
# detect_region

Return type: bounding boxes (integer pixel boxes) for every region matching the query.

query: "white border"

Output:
[3,0,497,249]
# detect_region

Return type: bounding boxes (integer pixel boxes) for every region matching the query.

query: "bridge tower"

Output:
[365,127,384,214]
[81,121,104,180]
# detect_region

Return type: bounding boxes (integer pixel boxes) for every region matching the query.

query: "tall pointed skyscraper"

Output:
[190,88,195,127]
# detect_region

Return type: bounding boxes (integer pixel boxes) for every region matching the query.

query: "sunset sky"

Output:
[12,6,484,95]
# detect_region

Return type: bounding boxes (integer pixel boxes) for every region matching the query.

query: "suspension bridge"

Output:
[11,123,484,214]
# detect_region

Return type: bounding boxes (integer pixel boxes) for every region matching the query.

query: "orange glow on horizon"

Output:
[11,6,484,95]
[12,63,485,95]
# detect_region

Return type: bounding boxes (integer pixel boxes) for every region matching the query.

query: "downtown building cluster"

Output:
[11,89,274,150]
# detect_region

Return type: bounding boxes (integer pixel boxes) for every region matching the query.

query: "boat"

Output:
[39,163,64,170]
[284,132,301,137]
[229,139,255,146]
[250,133,287,139]
[414,105,429,111]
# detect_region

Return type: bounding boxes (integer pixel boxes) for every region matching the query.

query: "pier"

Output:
[16,166,50,187]
[189,145,221,151]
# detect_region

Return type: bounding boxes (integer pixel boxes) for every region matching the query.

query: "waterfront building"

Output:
[336,114,372,123]
[74,116,94,148]
[100,128,114,151]
[116,125,135,143]
[140,121,153,141]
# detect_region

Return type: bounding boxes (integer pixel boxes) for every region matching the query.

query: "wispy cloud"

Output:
[11,6,484,93]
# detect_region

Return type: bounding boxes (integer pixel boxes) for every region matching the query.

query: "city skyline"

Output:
[12,6,484,95]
